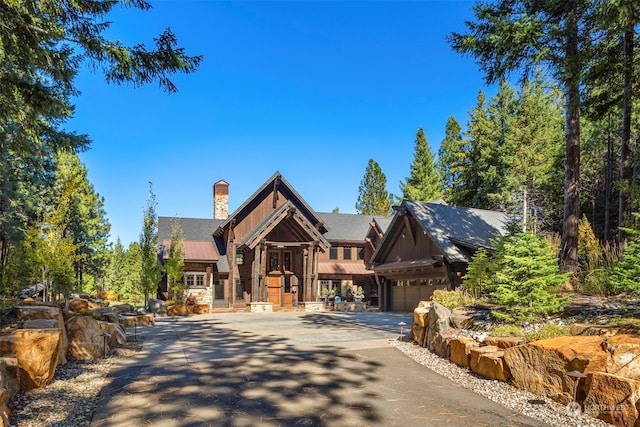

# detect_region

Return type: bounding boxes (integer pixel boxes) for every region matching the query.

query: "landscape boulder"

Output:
[98,321,127,346]
[148,299,167,316]
[0,357,19,400]
[450,336,479,368]
[426,302,452,352]
[503,335,608,404]
[0,329,61,390]
[484,336,526,349]
[23,318,68,365]
[68,299,89,313]
[583,372,640,427]
[604,335,640,380]
[450,306,494,331]
[408,301,430,345]
[0,387,10,427]
[469,346,511,382]
[66,316,109,361]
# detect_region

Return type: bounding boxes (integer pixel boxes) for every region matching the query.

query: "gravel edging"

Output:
[390,339,613,427]
[8,343,141,427]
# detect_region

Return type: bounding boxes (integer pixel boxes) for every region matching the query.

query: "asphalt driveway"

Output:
[90,311,545,427]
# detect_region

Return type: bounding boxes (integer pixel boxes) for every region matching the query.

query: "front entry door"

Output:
[267,275,281,305]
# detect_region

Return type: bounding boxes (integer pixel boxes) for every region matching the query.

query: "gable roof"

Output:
[238,201,330,251]
[318,212,391,243]
[372,200,508,264]
[214,171,328,236]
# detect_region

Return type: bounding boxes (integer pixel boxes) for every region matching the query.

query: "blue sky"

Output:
[71,0,495,246]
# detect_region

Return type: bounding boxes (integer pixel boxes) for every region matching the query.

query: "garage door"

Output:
[391,282,448,311]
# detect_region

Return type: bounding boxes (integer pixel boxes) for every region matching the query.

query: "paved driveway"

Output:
[91,311,545,427]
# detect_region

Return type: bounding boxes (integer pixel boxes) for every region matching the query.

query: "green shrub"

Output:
[431,289,470,308]
[525,323,569,342]
[461,247,494,299]
[489,324,524,337]
[488,232,571,322]
[610,213,640,296]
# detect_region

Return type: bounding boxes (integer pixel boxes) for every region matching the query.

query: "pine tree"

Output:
[489,232,570,322]
[461,248,494,299]
[449,0,596,272]
[355,159,392,216]
[438,116,469,206]
[400,128,443,202]
[610,213,640,295]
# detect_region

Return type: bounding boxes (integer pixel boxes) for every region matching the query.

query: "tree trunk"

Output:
[618,8,635,250]
[561,5,581,274]
[604,114,614,243]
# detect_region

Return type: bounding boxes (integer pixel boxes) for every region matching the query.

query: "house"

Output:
[370,200,508,311]
[157,172,390,310]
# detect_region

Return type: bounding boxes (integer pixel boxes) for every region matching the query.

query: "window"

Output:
[214,280,225,299]
[184,272,205,288]
[269,252,280,272]
[235,279,244,299]
[343,246,352,260]
[357,247,364,260]
[283,251,292,271]
[329,247,338,260]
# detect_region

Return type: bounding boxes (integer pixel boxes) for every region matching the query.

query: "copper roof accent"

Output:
[317,262,374,275]
[162,240,218,262]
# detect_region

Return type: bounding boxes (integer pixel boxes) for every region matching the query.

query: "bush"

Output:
[610,213,640,296]
[489,324,524,337]
[488,232,570,322]
[461,247,494,299]
[525,323,570,342]
[431,289,471,308]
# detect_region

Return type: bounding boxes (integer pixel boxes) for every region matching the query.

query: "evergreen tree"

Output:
[53,151,111,289]
[356,159,393,216]
[461,247,494,299]
[610,213,640,296]
[449,0,596,272]
[464,90,493,208]
[438,116,469,206]
[489,232,570,322]
[400,128,443,202]
[139,182,161,306]
[0,0,201,290]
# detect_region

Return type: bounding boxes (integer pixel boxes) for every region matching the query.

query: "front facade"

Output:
[157,172,390,310]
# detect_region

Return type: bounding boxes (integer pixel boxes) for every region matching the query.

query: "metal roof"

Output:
[318,212,391,242]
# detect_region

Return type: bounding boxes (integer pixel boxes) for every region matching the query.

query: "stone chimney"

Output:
[213,180,229,220]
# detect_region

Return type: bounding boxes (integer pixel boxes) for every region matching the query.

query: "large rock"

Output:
[450,306,494,331]
[583,372,640,427]
[503,335,608,404]
[0,387,10,427]
[98,321,127,346]
[450,336,479,368]
[604,335,640,380]
[0,329,61,390]
[66,316,110,361]
[426,302,451,352]
[484,336,526,349]
[408,302,430,345]
[470,346,511,382]
[0,358,19,400]
[119,313,154,328]
[148,299,167,316]
[68,299,89,313]
[433,329,458,359]
[13,304,68,365]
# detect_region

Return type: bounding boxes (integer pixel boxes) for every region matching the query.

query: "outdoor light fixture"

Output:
[398,322,406,340]
[100,332,111,358]
[566,370,587,417]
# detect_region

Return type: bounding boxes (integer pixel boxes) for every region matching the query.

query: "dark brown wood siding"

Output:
[383,215,443,262]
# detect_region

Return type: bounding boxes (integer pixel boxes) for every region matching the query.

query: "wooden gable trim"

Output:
[238,202,330,252]
[402,212,416,245]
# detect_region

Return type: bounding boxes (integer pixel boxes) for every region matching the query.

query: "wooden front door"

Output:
[267,275,281,305]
